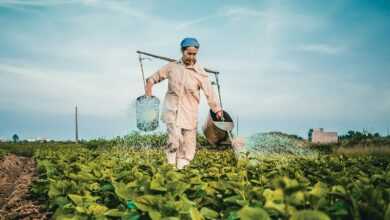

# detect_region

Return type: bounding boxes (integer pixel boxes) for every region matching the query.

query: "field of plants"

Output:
[1,133,390,220]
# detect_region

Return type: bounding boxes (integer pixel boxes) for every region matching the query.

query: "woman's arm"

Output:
[200,75,223,119]
[145,63,170,96]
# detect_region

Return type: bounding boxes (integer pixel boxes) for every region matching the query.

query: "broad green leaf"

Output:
[190,207,204,220]
[190,176,203,185]
[101,183,114,192]
[113,181,135,202]
[53,196,70,207]
[88,203,109,215]
[175,196,196,213]
[263,188,284,202]
[168,181,190,196]
[48,184,62,199]
[264,201,286,214]
[287,191,305,206]
[150,173,167,191]
[69,172,97,181]
[104,209,125,217]
[52,207,87,220]
[237,206,270,220]
[282,176,299,190]
[200,207,219,219]
[134,194,161,212]
[384,204,390,220]
[148,210,162,220]
[75,206,87,214]
[83,192,100,203]
[68,194,84,206]
[263,188,285,213]
[286,205,297,216]
[166,170,184,181]
[290,210,331,220]
[308,182,328,198]
[331,185,346,195]
[223,195,243,204]
[87,182,100,192]
[227,211,239,220]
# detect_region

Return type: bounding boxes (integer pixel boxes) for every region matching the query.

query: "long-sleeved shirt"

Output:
[146,59,222,130]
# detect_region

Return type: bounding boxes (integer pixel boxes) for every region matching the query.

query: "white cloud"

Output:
[298,43,346,55]
[0,0,79,7]
[0,62,138,117]
[175,5,266,30]
[220,6,264,19]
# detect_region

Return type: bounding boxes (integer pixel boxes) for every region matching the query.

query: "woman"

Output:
[145,37,223,169]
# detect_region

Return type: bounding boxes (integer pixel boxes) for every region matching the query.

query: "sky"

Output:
[0,0,389,140]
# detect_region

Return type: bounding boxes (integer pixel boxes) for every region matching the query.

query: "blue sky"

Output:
[0,0,389,140]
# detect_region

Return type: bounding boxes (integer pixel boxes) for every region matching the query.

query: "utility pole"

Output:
[75,105,79,143]
[236,115,239,136]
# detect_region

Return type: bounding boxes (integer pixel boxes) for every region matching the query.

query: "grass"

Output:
[0,142,83,157]
[0,148,7,158]
[333,145,390,156]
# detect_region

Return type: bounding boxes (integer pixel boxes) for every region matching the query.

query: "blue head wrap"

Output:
[180,37,200,49]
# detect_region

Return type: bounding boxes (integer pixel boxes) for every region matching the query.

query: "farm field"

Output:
[1,138,389,220]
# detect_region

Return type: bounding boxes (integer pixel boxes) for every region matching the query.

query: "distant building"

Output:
[310,128,338,144]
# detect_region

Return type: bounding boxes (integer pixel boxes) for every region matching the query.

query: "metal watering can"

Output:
[135,53,160,132]
[203,110,234,146]
[136,95,160,132]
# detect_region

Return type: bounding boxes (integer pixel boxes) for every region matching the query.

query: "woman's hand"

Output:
[145,80,153,96]
[216,110,224,120]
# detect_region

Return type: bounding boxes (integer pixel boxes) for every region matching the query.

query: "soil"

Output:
[0,154,47,220]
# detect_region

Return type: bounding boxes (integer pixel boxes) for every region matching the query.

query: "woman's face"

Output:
[182,47,198,66]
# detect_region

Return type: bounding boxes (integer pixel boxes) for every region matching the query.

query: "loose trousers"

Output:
[165,123,197,169]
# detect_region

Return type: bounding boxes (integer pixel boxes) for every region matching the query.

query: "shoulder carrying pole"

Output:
[136,50,224,110]
[136,50,220,75]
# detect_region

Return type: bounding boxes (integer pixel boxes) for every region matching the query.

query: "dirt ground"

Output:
[0,154,46,220]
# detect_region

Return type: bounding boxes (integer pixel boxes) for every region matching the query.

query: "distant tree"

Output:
[308,128,313,142]
[12,134,19,143]
[339,130,381,141]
